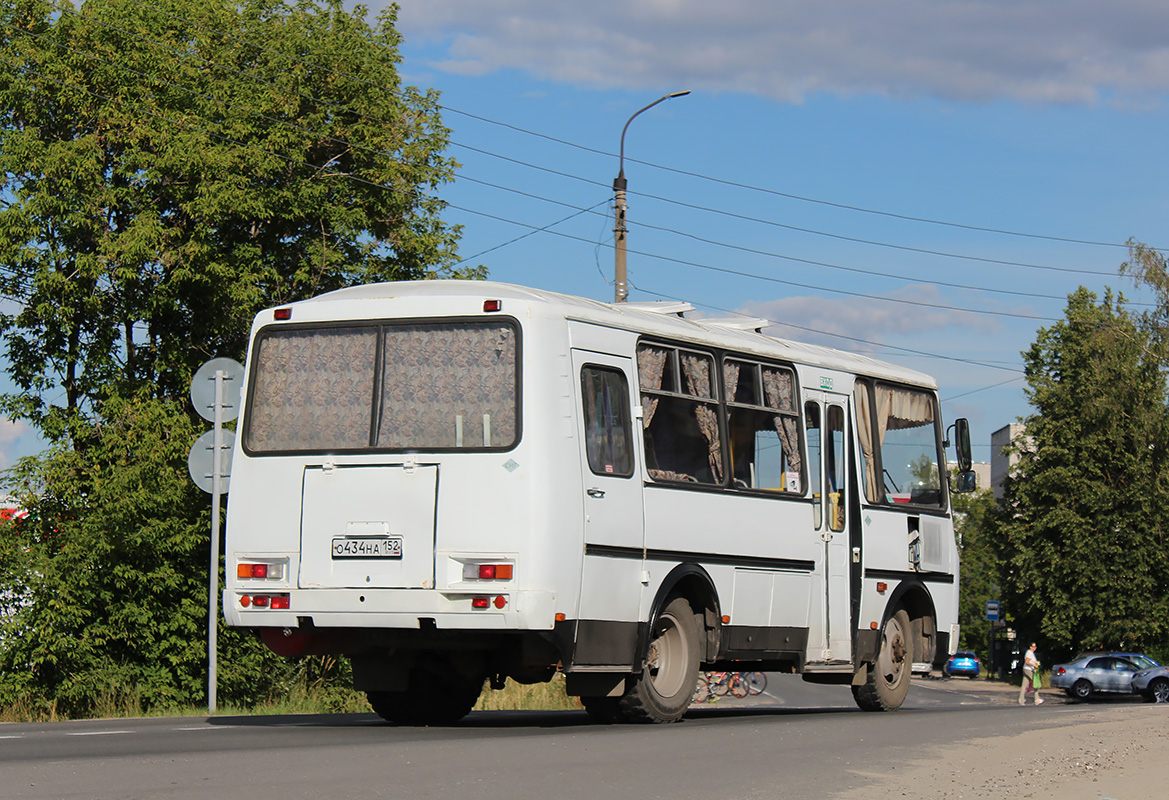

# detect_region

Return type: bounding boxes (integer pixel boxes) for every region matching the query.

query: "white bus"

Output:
[223,280,974,724]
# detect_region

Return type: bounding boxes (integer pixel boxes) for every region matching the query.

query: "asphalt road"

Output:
[0,676,1132,800]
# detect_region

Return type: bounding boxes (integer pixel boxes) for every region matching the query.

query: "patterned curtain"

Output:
[855,382,879,501]
[246,327,377,451]
[722,360,742,403]
[637,344,668,429]
[761,367,802,474]
[378,323,516,448]
[681,353,723,483]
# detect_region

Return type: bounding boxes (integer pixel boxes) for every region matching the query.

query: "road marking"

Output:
[66,730,134,737]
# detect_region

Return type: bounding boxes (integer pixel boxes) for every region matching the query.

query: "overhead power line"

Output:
[447,203,1061,323]
[3,19,1086,320]
[109,0,1167,256]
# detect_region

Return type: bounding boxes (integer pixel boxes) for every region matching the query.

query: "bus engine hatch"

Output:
[298,464,438,589]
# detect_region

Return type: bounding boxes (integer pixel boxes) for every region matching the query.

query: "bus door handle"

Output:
[587,487,606,498]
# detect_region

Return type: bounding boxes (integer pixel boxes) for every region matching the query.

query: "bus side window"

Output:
[638,344,722,484]
[725,359,801,491]
[581,366,634,477]
[805,402,822,527]
[827,405,846,532]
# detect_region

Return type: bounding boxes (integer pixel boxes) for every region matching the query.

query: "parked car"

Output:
[943,651,981,678]
[1049,652,1160,700]
[1131,665,1169,703]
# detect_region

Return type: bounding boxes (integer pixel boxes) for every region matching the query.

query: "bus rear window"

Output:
[245,320,518,453]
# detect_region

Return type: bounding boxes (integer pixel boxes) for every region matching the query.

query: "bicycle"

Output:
[692,671,766,702]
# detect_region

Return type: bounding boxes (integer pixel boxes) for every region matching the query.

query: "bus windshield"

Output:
[244,320,518,453]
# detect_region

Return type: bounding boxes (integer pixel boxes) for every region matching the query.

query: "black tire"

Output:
[1071,678,1094,701]
[746,671,767,695]
[1147,677,1169,704]
[618,597,701,723]
[581,695,625,723]
[730,673,750,698]
[853,609,913,712]
[366,663,483,725]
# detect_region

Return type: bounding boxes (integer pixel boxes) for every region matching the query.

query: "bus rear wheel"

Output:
[366,661,484,725]
[853,608,913,712]
[618,597,701,723]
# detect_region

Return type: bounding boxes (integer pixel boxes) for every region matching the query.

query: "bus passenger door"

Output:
[805,394,853,663]
[571,350,645,632]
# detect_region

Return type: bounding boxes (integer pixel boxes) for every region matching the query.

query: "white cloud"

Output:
[392,0,1169,105]
[0,418,31,471]
[738,284,1003,354]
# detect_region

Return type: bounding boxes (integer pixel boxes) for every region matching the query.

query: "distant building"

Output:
[991,423,1027,500]
[947,461,990,490]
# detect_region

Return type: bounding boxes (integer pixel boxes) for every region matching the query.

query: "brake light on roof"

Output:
[483,299,502,312]
[274,308,292,320]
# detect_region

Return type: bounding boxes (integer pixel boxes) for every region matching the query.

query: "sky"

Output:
[385,0,1169,466]
[2,0,1168,470]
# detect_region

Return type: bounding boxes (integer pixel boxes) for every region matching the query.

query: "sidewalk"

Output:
[918,674,1071,704]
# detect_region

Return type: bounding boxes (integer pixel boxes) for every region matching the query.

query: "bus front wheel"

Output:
[618,597,701,723]
[852,608,913,712]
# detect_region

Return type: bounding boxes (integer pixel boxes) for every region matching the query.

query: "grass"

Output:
[1,672,582,722]
[473,673,582,712]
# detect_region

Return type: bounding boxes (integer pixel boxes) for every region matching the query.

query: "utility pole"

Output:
[613,90,689,303]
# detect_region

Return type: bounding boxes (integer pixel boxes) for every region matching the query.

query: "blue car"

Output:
[944,651,981,678]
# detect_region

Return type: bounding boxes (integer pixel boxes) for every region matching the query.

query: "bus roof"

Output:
[285,280,938,390]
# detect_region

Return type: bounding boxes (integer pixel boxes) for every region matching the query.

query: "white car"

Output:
[1132,666,1169,703]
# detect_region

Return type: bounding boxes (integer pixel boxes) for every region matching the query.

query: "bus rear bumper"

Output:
[223,588,557,632]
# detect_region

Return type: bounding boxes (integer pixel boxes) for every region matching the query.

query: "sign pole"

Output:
[207,370,224,714]
[189,356,243,716]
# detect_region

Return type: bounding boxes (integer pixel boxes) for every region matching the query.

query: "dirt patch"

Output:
[835,705,1169,799]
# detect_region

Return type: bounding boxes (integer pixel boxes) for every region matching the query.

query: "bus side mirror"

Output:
[954,470,977,493]
[951,417,975,493]
[954,418,972,472]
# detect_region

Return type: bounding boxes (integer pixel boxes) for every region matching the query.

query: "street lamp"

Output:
[613,90,690,303]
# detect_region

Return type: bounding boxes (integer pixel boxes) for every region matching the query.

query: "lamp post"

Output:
[613,90,690,303]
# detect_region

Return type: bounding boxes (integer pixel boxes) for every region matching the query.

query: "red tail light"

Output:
[471,597,489,609]
[463,563,514,580]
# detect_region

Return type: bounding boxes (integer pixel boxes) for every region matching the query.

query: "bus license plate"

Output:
[331,536,403,559]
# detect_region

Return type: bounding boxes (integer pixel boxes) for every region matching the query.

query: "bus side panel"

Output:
[640,487,814,653]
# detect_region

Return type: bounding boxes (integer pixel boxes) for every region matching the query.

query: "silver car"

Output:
[1132,666,1169,703]
[1049,652,1159,700]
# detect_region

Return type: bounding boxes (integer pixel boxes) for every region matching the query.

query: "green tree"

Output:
[0,0,479,714]
[0,0,476,442]
[952,487,1000,658]
[996,287,1169,659]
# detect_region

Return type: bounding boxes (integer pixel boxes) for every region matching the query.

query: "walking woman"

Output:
[1018,642,1044,705]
